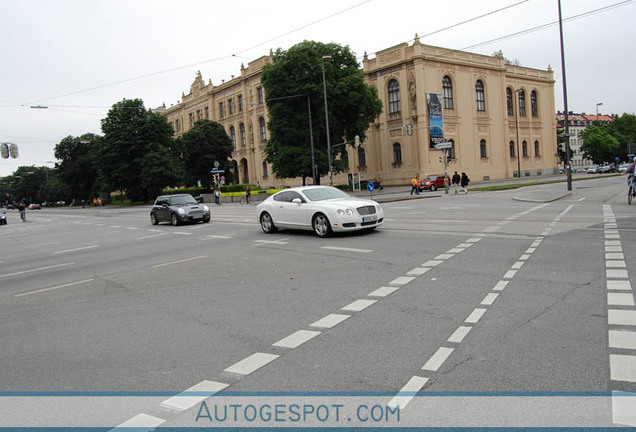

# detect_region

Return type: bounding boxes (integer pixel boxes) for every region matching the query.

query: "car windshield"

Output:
[302,187,351,202]
[170,196,197,206]
[426,176,437,180]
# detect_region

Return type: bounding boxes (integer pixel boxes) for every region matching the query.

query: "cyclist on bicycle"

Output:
[18,202,26,222]
[623,156,636,194]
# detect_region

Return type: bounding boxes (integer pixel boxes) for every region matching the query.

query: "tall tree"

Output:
[54,133,100,201]
[580,126,620,164]
[178,119,234,188]
[99,99,181,202]
[607,113,636,160]
[261,40,382,184]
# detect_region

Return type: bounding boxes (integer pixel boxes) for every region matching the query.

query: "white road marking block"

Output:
[310,314,351,329]
[342,299,377,312]
[608,293,636,306]
[389,276,416,285]
[493,281,509,291]
[422,260,443,267]
[368,286,400,297]
[608,280,632,291]
[110,413,165,431]
[273,330,321,349]
[407,267,430,276]
[610,354,636,382]
[609,331,636,350]
[607,269,629,279]
[609,310,636,326]
[387,376,429,409]
[503,270,517,279]
[612,391,636,427]
[422,347,454,371]
[161,380,229,411]
[465,308,487,324]
[607,260,627,268]
[481,293,499,306]
[224,352,279,375]
[447,326,472,343]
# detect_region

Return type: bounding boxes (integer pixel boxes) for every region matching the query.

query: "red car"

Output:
[419,174,448,191]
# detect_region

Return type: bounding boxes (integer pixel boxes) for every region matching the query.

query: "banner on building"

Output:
[427,93,444,148]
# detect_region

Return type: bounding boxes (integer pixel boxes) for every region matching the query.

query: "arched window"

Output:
[522,140,528,157]
[393,143,402,165]
[262,161,268,177]
[230,126,236,148]
[534,140,540,157]
[531,91,538,117]
[259,117,266,142]
[388,79,401,114]
[475,80,486,111]
[442,76,454,109]
[518,90,526,117]
[358,147,366,167]
[480,139,487,158]
[506,88,514,116]
[240,123,246,147]
[509,140,516,158]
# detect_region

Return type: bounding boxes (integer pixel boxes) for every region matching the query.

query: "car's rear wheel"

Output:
[203,217,210,223]
[260,212,277,233]
[171,213,180,226]
[312,213,332,238]
[430,185,437,191]
[150,213,159,225]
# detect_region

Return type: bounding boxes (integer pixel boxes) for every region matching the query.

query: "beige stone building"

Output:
[162,37,558,187]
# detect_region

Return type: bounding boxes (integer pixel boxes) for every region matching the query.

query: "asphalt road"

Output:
[1,175,635,428]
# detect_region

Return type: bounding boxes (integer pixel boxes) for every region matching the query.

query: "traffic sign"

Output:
[367,182,375,193]
[434,141,453,150]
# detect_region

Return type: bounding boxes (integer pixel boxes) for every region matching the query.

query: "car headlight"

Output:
[178,208,186,215]
[203,205,209,212]
[337,208,354,216]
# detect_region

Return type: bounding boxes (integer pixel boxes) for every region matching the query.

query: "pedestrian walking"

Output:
[410,175,420,195]
[460,172,470,194]
[452,171,461,194]
[214,188,221,205]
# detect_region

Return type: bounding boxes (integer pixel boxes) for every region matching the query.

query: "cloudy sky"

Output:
[0,0,634,177]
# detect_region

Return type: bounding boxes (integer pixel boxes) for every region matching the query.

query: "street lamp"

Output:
[514,89,522,179]
[321,54,333,186]
[595,102,603,121]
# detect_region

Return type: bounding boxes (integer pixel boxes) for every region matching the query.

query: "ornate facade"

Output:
[162,38,557,187]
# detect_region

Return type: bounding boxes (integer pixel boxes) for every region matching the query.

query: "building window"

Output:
[480,139,487,158]
[534,140,540,157]
[262,161,268,177]
[257,87,264,104]
[388,79,401,114]
[341,150,349,169]
[475,80,486,111]
[259,117,266,142]
[506,88,514,116]
[518,90,526,117]
[358,147,366,167]
[447,139,456,160]
[531,91,538,117]
[219,102,225,119]
[205,106,209,119]
[189,113,194,127]
[393,143,402,165]
[442,76,454,109]
[240,123,246,147]
[509,140,516,158]
[230,126,236,148]
[238,94,243,112]
[522,140,528,157]
[228,98,234,115]
[175,118,181,133]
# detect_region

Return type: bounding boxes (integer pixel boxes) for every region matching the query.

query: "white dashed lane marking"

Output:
[310,314,351,329]
[320,246,373,253]
[161,380,228,411]
[151,255,206,268]
[368,286,400,297]
[387,376,429,409]
[341,299,377,312]
[465,308,487,324]
[224,352,279,375]
[609,331,636,350]
[53,245,100,254]
[608,310,636,326]
[273,330,322,349]
[112,413,165,430]
[14,279,95,297]
[421,347,454,372]
[447,326,472,343]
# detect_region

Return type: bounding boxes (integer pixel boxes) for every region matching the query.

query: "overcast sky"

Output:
[0,0,634,177]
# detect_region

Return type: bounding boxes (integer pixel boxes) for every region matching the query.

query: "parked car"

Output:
[256,185,383,238]
[28,203,41,210]
[419,174,448,191]
[0,211,6,225]
[587,166,599,174]
[150,194,210,226]
[597,164,615,173]
[619,163,631,173]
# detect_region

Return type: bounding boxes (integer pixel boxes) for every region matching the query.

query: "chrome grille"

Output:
[356,205,376,215]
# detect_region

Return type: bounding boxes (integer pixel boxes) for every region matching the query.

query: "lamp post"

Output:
[321,54,333,186]
[307,94,317,185]
[557,0,572,191]
[595,102,603,121]
[514,89,522,179]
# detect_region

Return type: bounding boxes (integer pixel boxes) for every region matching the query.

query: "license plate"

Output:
[192,214,203,219]
[362,215,377,223]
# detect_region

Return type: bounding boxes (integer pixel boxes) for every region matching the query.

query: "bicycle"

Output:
[629,177,635,205]
[20,209,26,222]
[239,195,254,205]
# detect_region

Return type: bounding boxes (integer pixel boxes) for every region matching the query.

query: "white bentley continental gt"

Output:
[256,186,383,237]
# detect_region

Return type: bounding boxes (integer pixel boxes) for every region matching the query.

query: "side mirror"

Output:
[292,198,302,205]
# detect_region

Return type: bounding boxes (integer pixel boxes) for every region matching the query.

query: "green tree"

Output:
[607,113,636,160]
[99,98,182,202]
[178,119,234,188]
[54,133,100,201]
[556,127,567,167]
[261,40,383,184]
[580,126,621,164]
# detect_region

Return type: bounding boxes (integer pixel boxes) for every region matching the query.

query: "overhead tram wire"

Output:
[24,1,373,106]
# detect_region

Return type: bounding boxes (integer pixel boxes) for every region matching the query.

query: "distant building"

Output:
[555,112,614,170]
[162,38,558,186]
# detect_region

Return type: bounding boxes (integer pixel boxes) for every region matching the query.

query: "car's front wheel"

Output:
[150,213,159,225]
[171,213,180,226]
[312,213,332,238]
[430,185,437,191]
[260,212,277,233]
